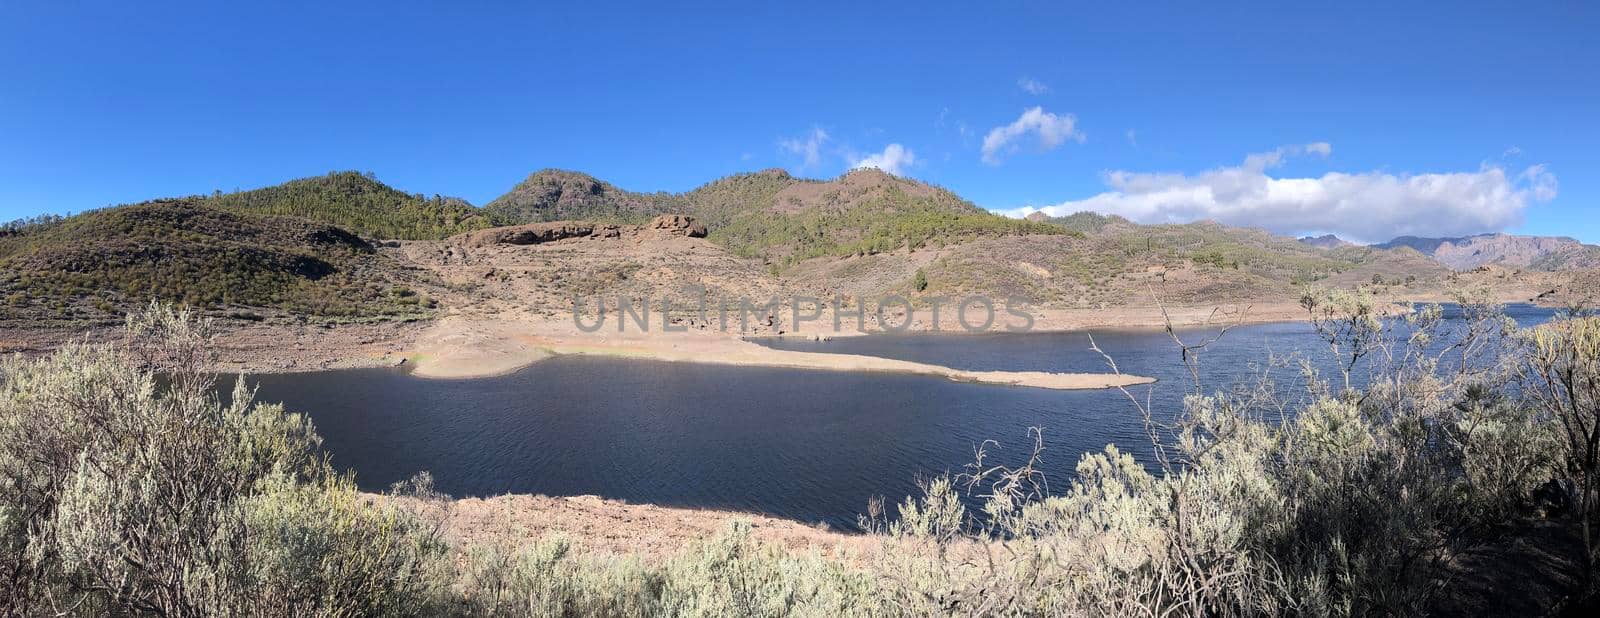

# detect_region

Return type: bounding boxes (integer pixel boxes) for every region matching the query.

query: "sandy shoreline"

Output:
[407,324,1155,390]
[388,302,1320,389]
[3,302,1311,388]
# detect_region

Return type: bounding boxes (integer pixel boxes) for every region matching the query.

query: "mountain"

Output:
[706,168,1066,263]
[485,167,1064,266]
[10,168,1595,327]
[203,171,490,240]
[677,168,801,230]
[1375,233,1600,270]
[0,200,429,322]
[1298,234,1354,249]
[482,169,684,225]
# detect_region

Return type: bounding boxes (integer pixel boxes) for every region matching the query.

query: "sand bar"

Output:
[405,317,1153,390]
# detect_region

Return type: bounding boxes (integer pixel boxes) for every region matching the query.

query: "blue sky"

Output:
[2,1,1595,242]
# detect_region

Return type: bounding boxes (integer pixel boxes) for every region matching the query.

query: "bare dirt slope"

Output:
[400,215,783,321]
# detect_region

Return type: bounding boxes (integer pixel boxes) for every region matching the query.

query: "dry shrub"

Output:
[858,290,1572,616]
[2,296,1595,616]
[0,303,447,616]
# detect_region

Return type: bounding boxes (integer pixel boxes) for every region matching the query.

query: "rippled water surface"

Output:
[241,304,1558,528]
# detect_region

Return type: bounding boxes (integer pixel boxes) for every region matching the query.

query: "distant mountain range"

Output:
[1293,232,1600,271]
[1373,233,1600,271]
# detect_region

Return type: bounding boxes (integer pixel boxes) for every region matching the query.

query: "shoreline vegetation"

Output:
[5,297,1600,614]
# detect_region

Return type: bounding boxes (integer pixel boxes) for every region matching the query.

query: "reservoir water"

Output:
[239,304,1559,529]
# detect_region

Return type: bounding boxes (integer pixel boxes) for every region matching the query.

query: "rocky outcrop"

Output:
[647,214,707,238]
[458,222,621,247]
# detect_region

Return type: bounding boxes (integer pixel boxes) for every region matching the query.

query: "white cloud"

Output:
[1125,129,1137,147]
[1001,143,1558,243]
[1236,142,1331,171]
[1017,76,1050,95]
[981,107,1084,165]
[851,144,917,175]
[1522,163,1558,201]
[779,127,829,170]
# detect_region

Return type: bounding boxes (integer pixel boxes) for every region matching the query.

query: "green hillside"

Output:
[708,170,1067,264]
[678,169,801,230]
[0,200,429,322]
[205,171,490,240]
[1033,211,1388,283]
[1033,210,1129,234]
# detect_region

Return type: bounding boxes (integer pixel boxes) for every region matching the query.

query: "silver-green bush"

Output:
[2,294,1594,616]
[0,304,447,616]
